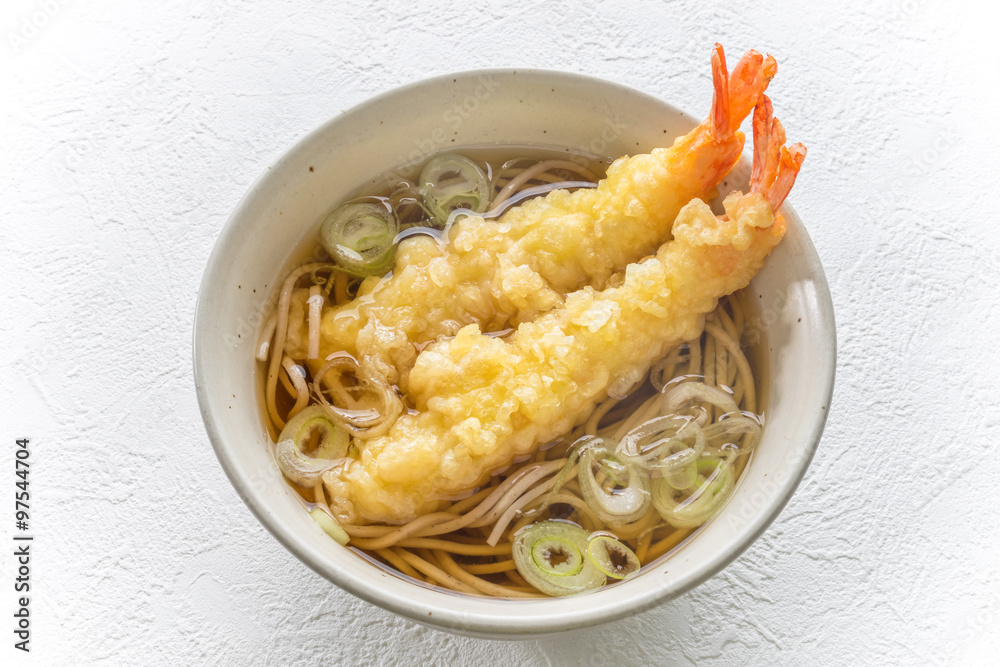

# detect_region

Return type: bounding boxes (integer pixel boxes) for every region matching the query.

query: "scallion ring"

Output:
[419,153,489,226]
[275,405,350,486]
[318,201,399,277]
[578,446,651,524]
[586,534,640,580]
[312,355,403,439]
[616,414,706,472]
[702,414,762,457]
[651,457,735,528]
[512,521,606,596]
[661,448,700,490]
[532,536,584,577]
[661,381,740,419]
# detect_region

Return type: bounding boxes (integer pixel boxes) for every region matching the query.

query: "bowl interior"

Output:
[193,69,834,638]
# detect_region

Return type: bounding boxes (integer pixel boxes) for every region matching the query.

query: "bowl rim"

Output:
[193,66,836,637]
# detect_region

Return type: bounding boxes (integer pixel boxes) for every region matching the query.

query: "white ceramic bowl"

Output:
[193,69,835,639]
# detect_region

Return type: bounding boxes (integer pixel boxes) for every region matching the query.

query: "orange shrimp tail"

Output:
[710,44,732,139]
[767,144,806,210]
[750,95,773,188]
[729,50,777,123]
[750,95,806,210]
[710,45,778,140]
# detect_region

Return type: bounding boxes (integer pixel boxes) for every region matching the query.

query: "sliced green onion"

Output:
[578,446,650,524]
[312,355,403,439]
[276,439,338,487]
[661,381,739,418]
[512,521,606,596]
[532,536,584,577]
[277,405,350,458]
[586,535,640,580]
[419,153,489,226]
[662,449,699,490]
[318,201,398,277]
[616,414,706,472]
[275,405,349,486]
[651,457,735,528]
[309,507,349,545]
[703,415,762,457]
[388,183,430,226]
[552,435,610,490]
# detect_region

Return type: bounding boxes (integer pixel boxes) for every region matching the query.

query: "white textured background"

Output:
[2,0,999,664]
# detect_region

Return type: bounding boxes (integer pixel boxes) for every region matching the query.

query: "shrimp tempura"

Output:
[323,98,806,524]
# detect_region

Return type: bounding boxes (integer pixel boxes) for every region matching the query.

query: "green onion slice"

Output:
[661,381,740,417]
[318,201,398,277]
[617,414,706,473]
[578,445,651,524]
[662,452,699,491]
[419,153,490,226]
[586,534,640,580]
[513,521,606,596]
[532,536,584,577]
[702,415,762,457]
[651,457,735,528]
[275,405,349,486]
[309,507,349,545]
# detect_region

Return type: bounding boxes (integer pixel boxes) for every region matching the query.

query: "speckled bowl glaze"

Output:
[193,69,835,639]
